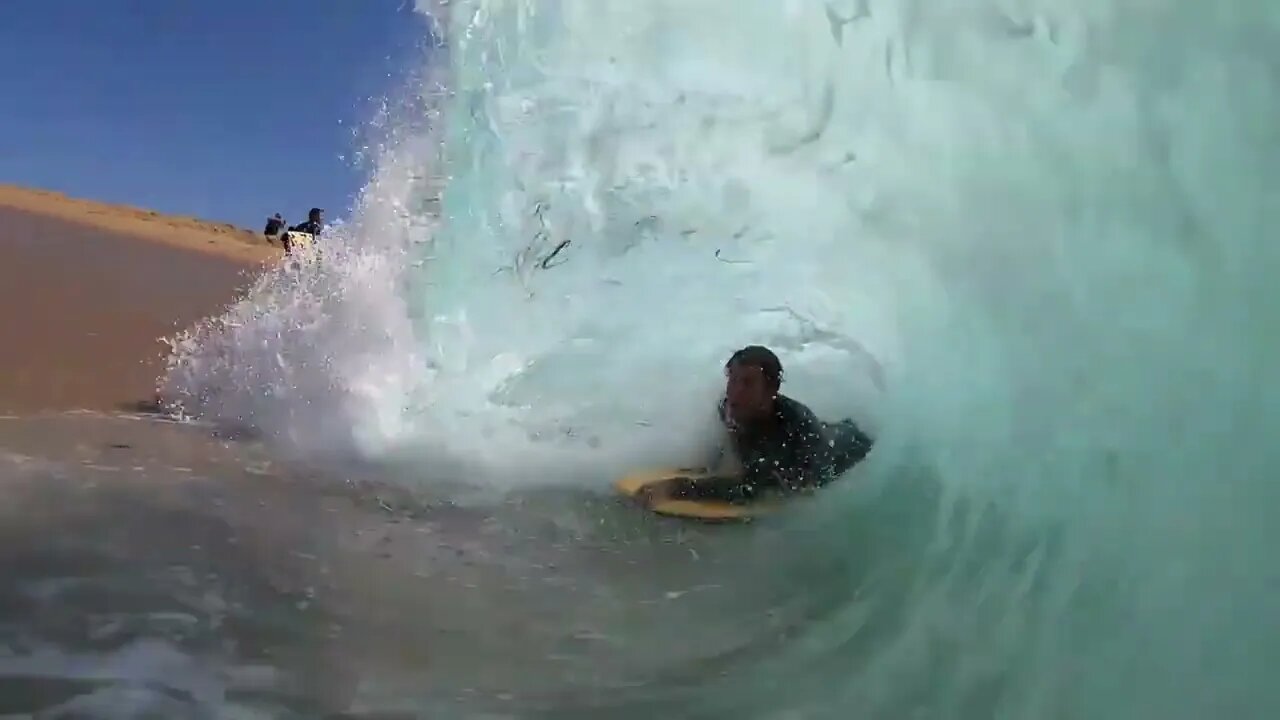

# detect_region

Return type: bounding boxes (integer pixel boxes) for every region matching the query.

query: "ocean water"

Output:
[156,0,1280,717]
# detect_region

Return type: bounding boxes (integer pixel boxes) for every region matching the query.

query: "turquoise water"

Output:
[162,0,1280,716]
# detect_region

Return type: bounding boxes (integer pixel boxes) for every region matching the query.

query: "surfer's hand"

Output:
[640,478,687,506]
[637,484,663,506]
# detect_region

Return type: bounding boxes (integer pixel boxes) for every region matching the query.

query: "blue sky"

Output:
[0,1,430,229]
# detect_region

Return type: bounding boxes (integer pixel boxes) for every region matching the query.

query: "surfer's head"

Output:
[724,345,782,423]
[309,207,324,224]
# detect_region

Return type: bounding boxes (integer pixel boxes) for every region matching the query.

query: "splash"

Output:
[162,0,1280,716]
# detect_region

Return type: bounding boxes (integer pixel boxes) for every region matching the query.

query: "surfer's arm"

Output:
[668,474,757,503]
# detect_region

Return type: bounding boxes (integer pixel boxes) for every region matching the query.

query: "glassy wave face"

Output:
[163,0,1280,717]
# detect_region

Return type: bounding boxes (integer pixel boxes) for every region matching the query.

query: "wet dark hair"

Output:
[725,345,784,389]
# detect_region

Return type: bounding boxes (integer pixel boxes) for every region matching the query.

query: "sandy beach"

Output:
[0,187,277,415]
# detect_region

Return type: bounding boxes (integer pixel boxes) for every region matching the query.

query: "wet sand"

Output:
[0,205,271,414]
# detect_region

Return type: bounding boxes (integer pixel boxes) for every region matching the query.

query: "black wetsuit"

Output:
[673,395,874,503]
[290,220,322,236]
[264,216,284,236]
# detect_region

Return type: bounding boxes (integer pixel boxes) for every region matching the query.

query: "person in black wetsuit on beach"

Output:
[263,213,285,244]
[642,345,875,505]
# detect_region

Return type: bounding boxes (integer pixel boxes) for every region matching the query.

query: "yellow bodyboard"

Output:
[614,467,780,522]
[284,231,315,251]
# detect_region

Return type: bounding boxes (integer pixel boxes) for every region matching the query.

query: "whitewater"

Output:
[158,0,1280,717]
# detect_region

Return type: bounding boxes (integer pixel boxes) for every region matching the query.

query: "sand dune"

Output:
[0,184,279,264]
[0,186,277,413]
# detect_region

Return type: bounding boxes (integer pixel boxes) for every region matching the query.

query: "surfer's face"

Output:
[725,363,774,424]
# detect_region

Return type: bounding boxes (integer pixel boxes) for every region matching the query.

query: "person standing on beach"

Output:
[263,213,286,246]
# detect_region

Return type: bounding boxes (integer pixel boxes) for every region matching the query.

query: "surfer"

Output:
[283,207,324,255]
[644,345,874,504]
